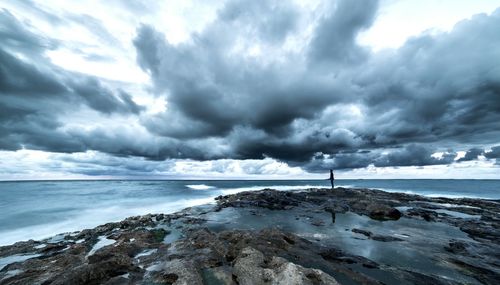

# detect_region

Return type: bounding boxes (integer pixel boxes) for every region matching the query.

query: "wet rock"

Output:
[459,221,500,242]
[371,235,403,242]
[0,240,38,257]
[444,240,468,254]
[352,228,372,237]
[150,228,170,243]
[310,219,325,227]
[1,187,499,285]
[49,255,141,285]
[320,248,379,269]
[406,208,438,222]
[152,259,203,285]
[324,203,349,215]
[103,275,131,285]
[352,228,403,242]
[450,259,499,285]
[216,189,300,210]
[367,204,402,221]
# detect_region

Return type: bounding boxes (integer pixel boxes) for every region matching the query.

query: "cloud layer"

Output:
[133,0,500,170]
[1,0,499,176]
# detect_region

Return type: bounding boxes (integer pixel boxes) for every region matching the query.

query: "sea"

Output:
[0,179,498,246]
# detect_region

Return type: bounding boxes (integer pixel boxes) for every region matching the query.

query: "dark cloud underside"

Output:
[132,0,500,169]
[1,0,500,173]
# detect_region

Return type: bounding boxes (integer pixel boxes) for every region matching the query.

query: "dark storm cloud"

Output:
[373,145,456,167]
[0,48,65,95]
[303,145,456,172]
[483,145,500,165]
[484,146,500,159]
[132,0,500,171]
[304,151,376,171]
[69,78,143,115]
[133,0,351,139]
[356,10,500,147]
[457,148,484,162]
[2,0,500,174]
[0,9,143,154]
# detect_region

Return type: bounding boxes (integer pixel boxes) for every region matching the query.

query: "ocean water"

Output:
[0,179,498,246]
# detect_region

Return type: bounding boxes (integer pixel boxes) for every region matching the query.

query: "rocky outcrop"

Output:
[1,187,499,285]
[366,204,402,221]
[233,247,340,285]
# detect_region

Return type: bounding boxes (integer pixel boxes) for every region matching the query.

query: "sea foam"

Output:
[186,184,215,190]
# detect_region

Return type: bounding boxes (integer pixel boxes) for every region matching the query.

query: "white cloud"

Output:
[359,0,500,51]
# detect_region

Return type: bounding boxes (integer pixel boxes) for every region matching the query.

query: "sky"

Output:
[0,0,499,180]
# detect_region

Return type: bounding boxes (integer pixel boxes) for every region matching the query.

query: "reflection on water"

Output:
[433,209,481,219]
[0,254,41,270]
[203,207,480,284]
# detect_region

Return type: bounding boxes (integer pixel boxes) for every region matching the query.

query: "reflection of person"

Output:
[329,169,334,189]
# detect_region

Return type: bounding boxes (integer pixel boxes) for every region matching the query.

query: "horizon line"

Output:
[1,178,499,182]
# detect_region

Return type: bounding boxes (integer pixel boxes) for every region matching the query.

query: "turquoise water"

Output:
[0,179,498,245]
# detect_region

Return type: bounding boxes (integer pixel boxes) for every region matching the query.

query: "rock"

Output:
[158,259,203,285]
[352,228,372,237]
[200,267,234,285]
[450,259,499,285]
[406,208,438,222]
[216,189,300,210]
[367,204,402,221]
[352,228,403,242]
[150,228,170,243]
[320,248,379,269]
[459,221,500,242]
[233,247,340,285]
[444,240,468,254]
[49,254,141,285]
[1,187,499,285]
[310,219,325,227]
[232,247,268,284]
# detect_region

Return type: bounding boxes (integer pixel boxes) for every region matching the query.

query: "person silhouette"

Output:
[329,169,334,189]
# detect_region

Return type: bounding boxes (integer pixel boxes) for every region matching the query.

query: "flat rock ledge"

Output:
[0,187,499,285]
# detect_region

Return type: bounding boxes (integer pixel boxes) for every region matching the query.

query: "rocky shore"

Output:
[0,187,499,285]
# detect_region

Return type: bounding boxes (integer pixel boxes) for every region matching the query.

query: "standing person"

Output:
[329,169,334,189]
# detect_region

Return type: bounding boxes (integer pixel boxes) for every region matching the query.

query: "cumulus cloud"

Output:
[131,0,500,171]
